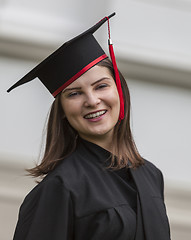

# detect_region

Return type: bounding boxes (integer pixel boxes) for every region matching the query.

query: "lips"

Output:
[84,110,107,119]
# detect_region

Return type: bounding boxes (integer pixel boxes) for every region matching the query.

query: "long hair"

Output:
[27,58,143,178]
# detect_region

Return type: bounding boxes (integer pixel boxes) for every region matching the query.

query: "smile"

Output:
[84,110,107,119]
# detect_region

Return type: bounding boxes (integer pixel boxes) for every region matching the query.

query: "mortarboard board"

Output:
[7,12,124,120]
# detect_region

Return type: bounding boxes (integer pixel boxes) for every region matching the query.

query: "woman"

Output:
[8,13,171,240]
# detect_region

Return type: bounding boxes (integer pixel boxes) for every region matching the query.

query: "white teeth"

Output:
[85,110,106,119]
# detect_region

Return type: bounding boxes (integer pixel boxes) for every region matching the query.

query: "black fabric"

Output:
[13,138,171,240]
[130,162,171,240]
[114,168,137,213]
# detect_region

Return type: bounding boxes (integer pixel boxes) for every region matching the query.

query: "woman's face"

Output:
[61,65,120,143]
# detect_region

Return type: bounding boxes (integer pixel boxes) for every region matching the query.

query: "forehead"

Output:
[65,65,113,88]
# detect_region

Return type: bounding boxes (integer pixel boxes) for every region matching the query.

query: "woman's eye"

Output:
[68,92,81,98]
[96,84,108,89]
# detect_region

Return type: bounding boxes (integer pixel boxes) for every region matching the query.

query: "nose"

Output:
[84,92,101,107]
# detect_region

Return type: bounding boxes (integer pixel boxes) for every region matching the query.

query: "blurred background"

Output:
[0,0,191,239]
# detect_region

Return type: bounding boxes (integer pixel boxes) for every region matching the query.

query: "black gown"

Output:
[13,138,171,240]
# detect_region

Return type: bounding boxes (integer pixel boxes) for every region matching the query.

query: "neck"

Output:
[79,132,113,153]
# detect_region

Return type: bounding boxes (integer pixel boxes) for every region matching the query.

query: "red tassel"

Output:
[106,17,124,121]
[109,43,124,121]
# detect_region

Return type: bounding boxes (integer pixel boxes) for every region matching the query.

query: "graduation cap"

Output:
[7,12,124,120]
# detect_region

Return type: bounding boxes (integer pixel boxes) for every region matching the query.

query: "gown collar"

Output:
[77,137,112,165]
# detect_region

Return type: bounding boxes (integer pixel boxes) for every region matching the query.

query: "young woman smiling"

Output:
[61,64,121,151]
[8,13,171,240]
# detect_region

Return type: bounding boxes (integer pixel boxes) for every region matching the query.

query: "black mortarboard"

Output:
[7,13,115,97]
[7,12,124,120]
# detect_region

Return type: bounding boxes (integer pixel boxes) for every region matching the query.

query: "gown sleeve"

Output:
[13,177,74,240]
[158,168,165,200]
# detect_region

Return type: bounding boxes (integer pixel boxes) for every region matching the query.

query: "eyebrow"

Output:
[91,77,111,86]
[62,77,111,93]
[62,87,81,93]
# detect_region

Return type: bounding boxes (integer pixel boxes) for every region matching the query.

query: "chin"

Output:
[89,127,114,138]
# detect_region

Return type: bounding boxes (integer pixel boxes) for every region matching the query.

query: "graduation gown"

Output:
[13,138,171,240]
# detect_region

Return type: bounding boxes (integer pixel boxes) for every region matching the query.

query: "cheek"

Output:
[111,90,120,118]
[61,100,81,123]
[111,88,120,108]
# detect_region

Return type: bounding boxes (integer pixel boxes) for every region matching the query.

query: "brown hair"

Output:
[27,58,143,178]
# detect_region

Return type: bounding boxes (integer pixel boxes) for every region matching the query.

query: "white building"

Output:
[0,1,191,239]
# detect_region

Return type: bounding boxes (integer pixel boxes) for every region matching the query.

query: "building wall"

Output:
[0,0,191,239]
